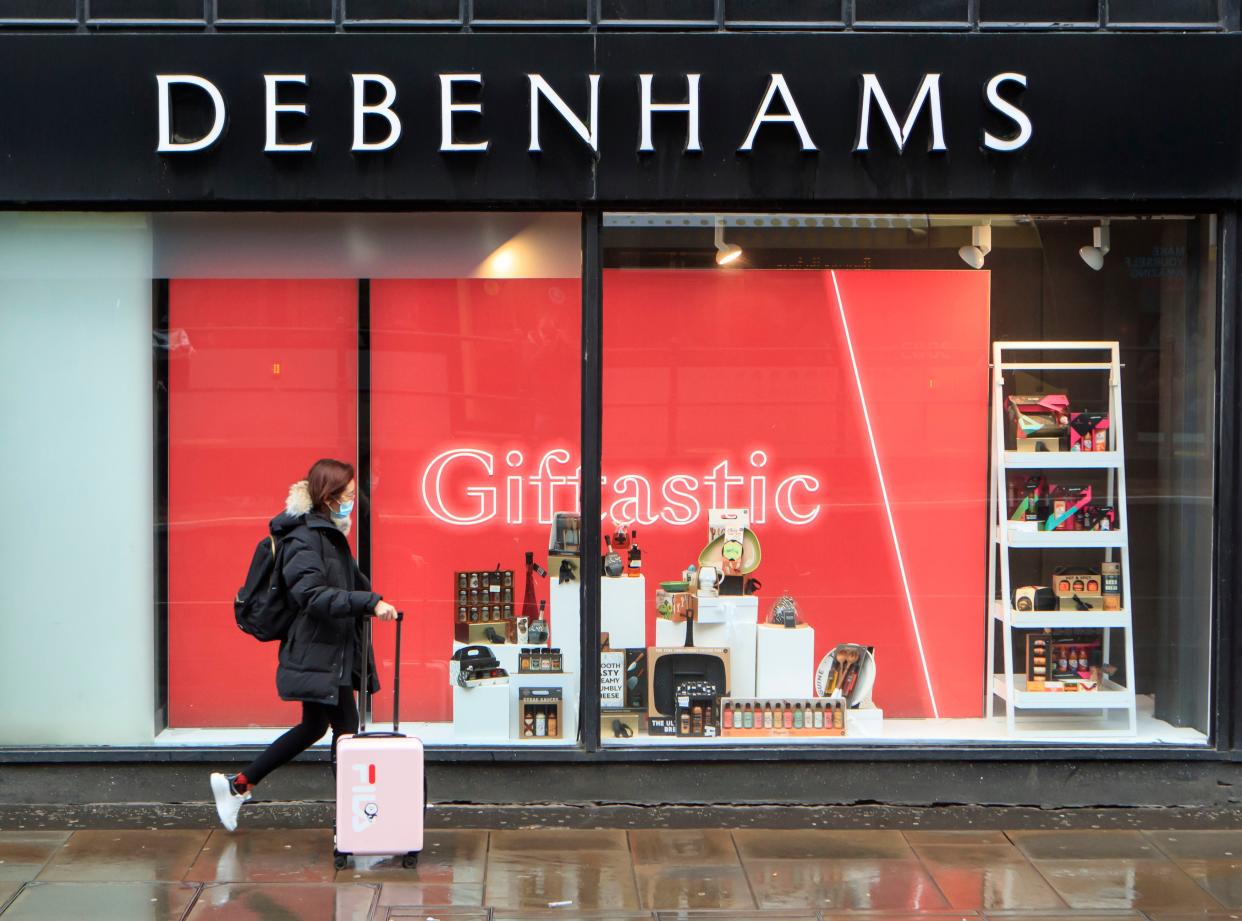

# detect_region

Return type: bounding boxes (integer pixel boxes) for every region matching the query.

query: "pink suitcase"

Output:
[333,612,425,870]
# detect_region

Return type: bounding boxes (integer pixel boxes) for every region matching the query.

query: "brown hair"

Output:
[306,458,355,514]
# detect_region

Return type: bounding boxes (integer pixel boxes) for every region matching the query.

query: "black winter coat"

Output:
[271,509,381,706]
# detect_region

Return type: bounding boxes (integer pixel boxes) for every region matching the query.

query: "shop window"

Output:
[599,212,1215,747]
[157,213,581,747]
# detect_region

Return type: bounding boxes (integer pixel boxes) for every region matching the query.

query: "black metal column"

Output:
[152,278,170,736]
[579,209,604,752]
[358,278,373,579]
[1217,211,1240,752]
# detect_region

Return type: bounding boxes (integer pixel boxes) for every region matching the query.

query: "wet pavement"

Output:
[3,827,1242,919]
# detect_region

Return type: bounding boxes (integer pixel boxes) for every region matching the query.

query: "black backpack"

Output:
[234,534,298,642]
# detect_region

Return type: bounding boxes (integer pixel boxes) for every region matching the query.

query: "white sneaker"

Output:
[209,772,252,832]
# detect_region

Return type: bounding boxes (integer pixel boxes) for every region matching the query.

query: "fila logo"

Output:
[351,762,378,833]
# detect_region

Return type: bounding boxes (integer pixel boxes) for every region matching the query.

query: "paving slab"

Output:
[745,857,949,910]
[186,829,336,883]
[36,830,208,882]
[0,881,198,921]
[185,882,377,920]
[0,831,69,882]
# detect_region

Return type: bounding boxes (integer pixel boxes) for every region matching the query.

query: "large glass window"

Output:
[598,212,1216,747]
[156,213,582,748]
[0,209,1218,752]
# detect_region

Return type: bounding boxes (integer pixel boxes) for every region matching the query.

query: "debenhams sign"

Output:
[154,71,1033,156]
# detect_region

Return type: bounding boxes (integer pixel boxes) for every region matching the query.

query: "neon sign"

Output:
[420,447,822,527]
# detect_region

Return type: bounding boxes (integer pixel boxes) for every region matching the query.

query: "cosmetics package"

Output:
[1045,484,1093,531]
[1075,504,1117,531]
[1025,632,1105,690]
[674,679,720,737]
[1101,562,1122,610]
[720,697,845,737]
[1052,566,1103,611]
[1008,474,1051,524]
[1007,393,1070,441]
[1069,412,1110,452]
[517,687,563,740]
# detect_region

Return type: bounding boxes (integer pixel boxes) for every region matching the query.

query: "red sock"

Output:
[234,774,251,793]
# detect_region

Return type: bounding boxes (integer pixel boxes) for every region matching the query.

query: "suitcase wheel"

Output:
[402,851,420,869]
[333,850,349,871]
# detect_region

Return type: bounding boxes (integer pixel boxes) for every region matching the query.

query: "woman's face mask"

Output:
[331,499,354,520]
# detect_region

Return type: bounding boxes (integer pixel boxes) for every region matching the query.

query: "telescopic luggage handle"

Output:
[358,610,404,737]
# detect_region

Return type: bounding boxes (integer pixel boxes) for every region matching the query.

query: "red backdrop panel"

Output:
[601,269,989,718]
[167,279,358,727]
[369,278,582,723]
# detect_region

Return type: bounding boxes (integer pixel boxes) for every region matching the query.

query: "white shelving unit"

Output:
[986,341,1138,736]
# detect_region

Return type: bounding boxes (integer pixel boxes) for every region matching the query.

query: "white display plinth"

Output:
[509,671,579,742]
[756,623,816,698]
[728,619,758,698]
[655,617,720,648]
[549,580,582,674]
[602,575,646,649]
[696,597,726,623]
[722,595,759,622]
[845,706,884,738]
[451,682,511,740]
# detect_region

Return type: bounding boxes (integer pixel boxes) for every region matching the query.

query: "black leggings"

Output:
[242,686,358,786]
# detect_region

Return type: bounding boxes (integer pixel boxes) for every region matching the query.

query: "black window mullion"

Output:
[580,209,604,753]
[1216,212,1239,753]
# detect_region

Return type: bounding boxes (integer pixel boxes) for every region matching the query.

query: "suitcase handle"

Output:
[359,610,403,735]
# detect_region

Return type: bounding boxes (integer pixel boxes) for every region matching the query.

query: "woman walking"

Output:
[210,458,397,831]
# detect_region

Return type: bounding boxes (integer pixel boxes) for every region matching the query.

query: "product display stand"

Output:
[986,341,1138,736]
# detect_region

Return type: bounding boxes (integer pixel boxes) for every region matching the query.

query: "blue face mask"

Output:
[331,499,354,520]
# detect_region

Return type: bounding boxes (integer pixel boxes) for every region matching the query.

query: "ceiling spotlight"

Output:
[1079,220,1111,271]
[714,218,743,266]
[958,224,992,269]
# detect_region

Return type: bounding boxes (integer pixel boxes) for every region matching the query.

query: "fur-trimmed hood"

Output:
[271,479,351,536]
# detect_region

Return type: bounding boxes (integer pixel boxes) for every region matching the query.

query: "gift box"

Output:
[1069,412,1110,452]
[1045,484,1092,531]
[1007,394,1070,440]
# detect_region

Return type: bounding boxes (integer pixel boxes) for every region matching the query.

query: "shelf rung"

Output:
[992,602,1130,630]
[1001,528,1128,549]
[992,674,1134,709]
[1003,450,1122,470]
[996,341,1119,351]
[998,362,1113,371]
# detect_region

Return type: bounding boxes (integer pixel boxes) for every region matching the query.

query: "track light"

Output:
[958,224,992,269]
[714,219,743,266]
[1079,220,1111,271]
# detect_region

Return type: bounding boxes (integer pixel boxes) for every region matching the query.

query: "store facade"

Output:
[2,9,1241,811]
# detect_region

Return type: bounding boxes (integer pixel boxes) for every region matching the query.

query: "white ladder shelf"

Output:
[985,341,1138,737]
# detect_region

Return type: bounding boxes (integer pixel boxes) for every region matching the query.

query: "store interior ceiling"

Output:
[602,212,1197,269]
